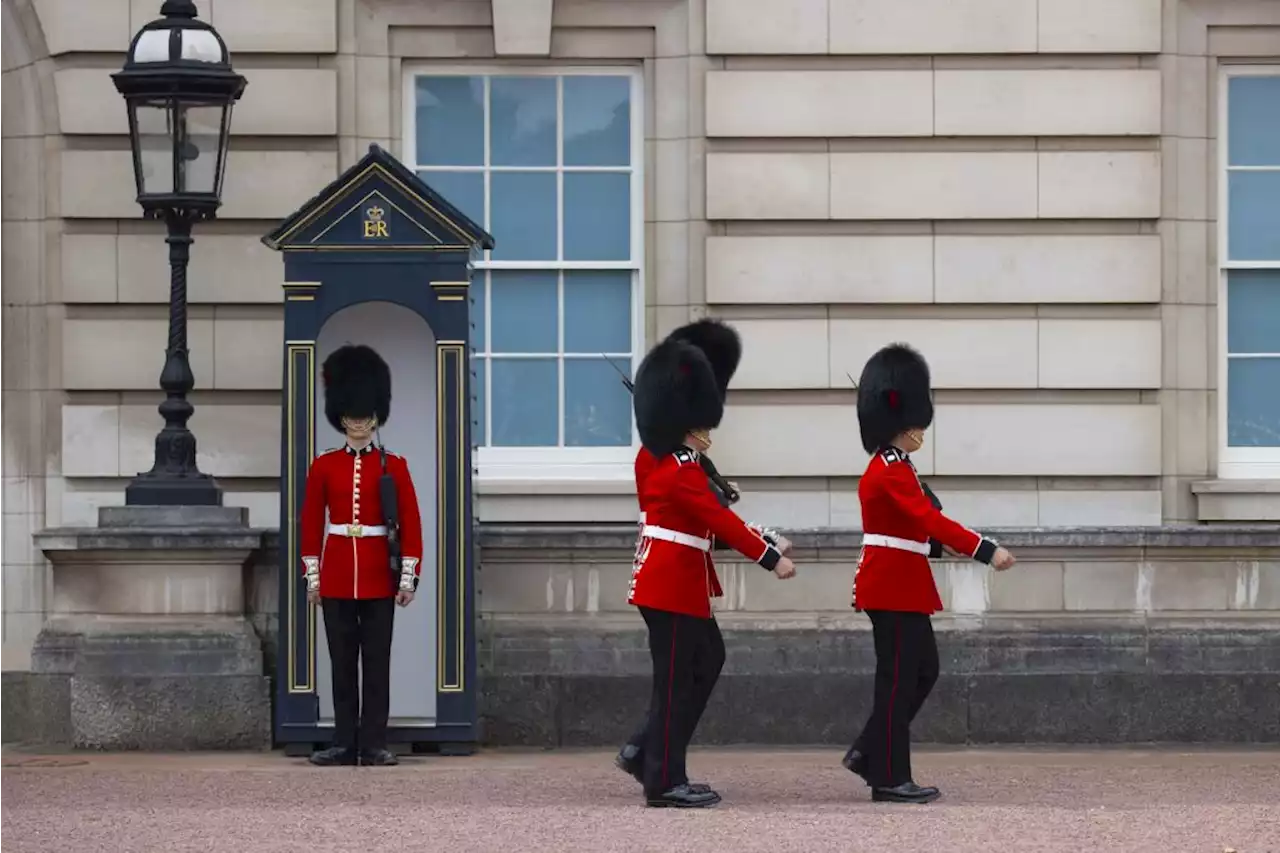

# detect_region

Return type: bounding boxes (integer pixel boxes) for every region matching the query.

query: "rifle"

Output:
[375,437,409,588]
[605,354,740,506]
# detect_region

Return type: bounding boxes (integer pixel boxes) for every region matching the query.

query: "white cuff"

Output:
[303,556,320,592]
[748,522,781,546]
[399,557,419,591]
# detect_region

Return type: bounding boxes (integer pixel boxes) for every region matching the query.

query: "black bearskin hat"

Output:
[322,344,391,433]
[856,343,933,454]
[664,318,741,399]
[633,339,724,458]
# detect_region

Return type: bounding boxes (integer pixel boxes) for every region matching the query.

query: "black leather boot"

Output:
[616,746,712,793]
[308,746,358,766]
[841,747,870,785]
[615,745,645,784]
[645,784,722,809]
[871,782,941,804]
[359,748,399,766]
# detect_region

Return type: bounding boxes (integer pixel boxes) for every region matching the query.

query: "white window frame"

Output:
[1216,64,1280,479]
[402,63,645,483]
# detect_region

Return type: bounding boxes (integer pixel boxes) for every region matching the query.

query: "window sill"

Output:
[1191,479,1280,522]
[474,475,635,496]
[473,449,635,487]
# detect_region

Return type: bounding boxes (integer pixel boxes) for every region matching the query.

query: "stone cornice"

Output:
[242,524,1280,556]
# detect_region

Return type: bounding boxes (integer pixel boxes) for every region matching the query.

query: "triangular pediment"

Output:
[262,144,494,253]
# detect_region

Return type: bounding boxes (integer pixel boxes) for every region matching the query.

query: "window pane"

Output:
[1227,357,1280,447]
[419,170,484,231]
[563,172,630,261]
[490,76,556,167]
[1228,76,1280,167]
[471,356,486,445]
[491,359,558,446]
[563,76,631,167]
[415,76,483,166]
[490,270,558,353]
[1227,270,1280,354]
[1228,171,1280,262]
[469,276,486,352]
[564,271,631,354]
[565,359,633,447]
[490,172,557,261]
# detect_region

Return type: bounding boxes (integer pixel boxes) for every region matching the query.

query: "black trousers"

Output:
[321,596,396,752]
[851,610,940,787]
[626,607,726,797]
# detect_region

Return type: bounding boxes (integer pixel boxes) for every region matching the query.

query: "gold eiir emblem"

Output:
[363,204,389,239]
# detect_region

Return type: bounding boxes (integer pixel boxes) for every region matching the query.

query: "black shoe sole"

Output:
[308,757,357,767]
[618,755,712,794]
[841,755,870,784]
[615,754,643,784]
[645,793,722,809]
[871,790,941,804]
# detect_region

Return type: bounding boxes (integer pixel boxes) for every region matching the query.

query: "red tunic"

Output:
[300,444,424,600]
[628,447,782,619]
[854,446,994,614]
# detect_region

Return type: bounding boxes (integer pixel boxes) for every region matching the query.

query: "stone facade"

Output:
[3,0,1280,743]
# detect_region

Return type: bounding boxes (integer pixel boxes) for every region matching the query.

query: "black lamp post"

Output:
[112,0,247,506]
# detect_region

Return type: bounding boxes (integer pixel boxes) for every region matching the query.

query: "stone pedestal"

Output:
[29,506,271,750]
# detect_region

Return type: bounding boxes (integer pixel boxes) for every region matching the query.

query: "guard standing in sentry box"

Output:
[624,319,798,809]
[614,321,793,800]
[300,344,424,768]
[843,343,1017,804]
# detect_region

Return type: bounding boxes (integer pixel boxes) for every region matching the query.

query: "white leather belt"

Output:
[328,524,387,537]
[642,524,711,552]
[861,533,930,555]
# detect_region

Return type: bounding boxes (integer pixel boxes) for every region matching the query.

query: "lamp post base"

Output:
[125,474,223,507]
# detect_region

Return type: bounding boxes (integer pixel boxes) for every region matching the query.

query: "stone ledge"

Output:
[257,524,1280,555]
[36,528,268,552]
[99,506,250,528]
[38,501,266,552]
[474,524,1280,551]
[32,617,265,677]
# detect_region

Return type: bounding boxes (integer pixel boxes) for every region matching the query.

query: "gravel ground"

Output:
[4,747,1279,853]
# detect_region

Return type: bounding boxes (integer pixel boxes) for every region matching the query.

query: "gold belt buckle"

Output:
[348,524,364,537]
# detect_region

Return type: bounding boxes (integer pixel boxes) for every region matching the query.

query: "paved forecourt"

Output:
[3,747,1278,852]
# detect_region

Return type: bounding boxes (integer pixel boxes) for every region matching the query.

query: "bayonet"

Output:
[603,353,634,393]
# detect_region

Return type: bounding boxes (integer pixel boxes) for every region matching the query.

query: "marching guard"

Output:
[842,343,1016,803]
[619,319,798,809]
[300,344,424,767]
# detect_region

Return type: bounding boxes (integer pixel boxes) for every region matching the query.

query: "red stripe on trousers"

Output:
[885,618,902,780]
[661,620,679,790]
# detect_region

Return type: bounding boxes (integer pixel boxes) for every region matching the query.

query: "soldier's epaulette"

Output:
[879,446,907,465]
[321,447,342,455]
[673,448,700,466]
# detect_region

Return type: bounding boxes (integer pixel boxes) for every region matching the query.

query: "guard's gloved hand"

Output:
[920,483,944,558]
